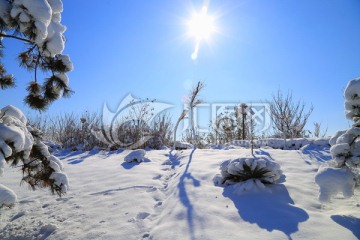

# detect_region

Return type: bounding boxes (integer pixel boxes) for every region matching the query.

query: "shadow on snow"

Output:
[90,185,157,196]
[331,215,360,239]
[223,184,309,240]
[169,148,201,240]
[120,158,151,169]
[300,145,331,164]
[56,148,101,165]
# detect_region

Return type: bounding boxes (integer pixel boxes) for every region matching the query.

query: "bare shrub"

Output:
[145,114,173,149]
[269,90,313,148]
[29,112,105,151]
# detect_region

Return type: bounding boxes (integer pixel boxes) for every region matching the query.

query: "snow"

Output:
[0,105,69,198]
[315,166,355,202]
[214,137,330,150]
[47,0,63,12]
[0,184,17,208]
[0,0,11,25]
[11,0,52,45]
[0,105,33,160]
[0,147,359,239]
[214,156,282,191]
[7,0,67,57]
[330,130,347,146]
[57,54,74,72]
[344,77,360,121]
[43,12,66,57]
[330,143,350,158]
[55,73,69,86]
[174,141,194,149]
[1,105,27,125]
[124,149,146,163]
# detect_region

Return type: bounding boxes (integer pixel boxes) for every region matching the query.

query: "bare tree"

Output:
[188,81,205,145]
[269,90,313,149]
[248,107,256,156]
[173,110,188,149]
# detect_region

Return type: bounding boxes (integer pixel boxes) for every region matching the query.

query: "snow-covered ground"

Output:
[0,145,359,240]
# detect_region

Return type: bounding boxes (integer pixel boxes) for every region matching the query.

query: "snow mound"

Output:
[315,166,355,202]
[124,149,146,163]
[214,156,282,195]
[221,137,330,150]
[0,184,17,207]
[174,141,194,150]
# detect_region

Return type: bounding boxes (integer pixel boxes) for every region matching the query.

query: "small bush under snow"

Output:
[174,141,194,150]
[124,149,146,163]
[315,166,355,202]
[0,184,17,208]
[214,156,282,195]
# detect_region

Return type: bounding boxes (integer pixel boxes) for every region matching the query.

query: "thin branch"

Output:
[34,52,41,82]
[0,32,32,43]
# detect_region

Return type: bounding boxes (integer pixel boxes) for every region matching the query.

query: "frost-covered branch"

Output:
[269,90,313,148]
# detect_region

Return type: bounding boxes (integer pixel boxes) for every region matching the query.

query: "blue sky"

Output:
[1,0,360,136]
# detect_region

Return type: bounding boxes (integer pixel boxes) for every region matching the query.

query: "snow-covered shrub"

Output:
[124,149,146,163]
[315,166,355,202]
[214,156,282,195]
[144,114,173,149]
[0,184,17,208]
[0,105,68,198]
[47,112,104,151]
[174,141,194,150]
[315,77,360,201]
[220,137,330,150]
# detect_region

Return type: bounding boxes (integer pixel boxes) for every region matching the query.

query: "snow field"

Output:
[0,147,359,240]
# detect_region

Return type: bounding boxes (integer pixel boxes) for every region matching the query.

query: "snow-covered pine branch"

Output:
[315,77,360,202]
[0,0,73,110]
[0,105,68,207]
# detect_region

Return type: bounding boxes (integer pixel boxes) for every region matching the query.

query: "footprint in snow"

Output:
[10,211,26,222]
[136,212,151,220]
[128,212,151,223]
[146,187,157,192]
[152,174,162,180]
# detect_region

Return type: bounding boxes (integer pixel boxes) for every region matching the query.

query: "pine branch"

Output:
[0,32,32,44]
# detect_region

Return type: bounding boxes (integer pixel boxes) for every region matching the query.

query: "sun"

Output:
[187,5,216,60]
[187,6,215,41]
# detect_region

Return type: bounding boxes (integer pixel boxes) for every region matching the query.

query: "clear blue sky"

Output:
[1,0,360,136]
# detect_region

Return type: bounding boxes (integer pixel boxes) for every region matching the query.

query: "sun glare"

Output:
[188,6,215,41]
[187,5,216,60]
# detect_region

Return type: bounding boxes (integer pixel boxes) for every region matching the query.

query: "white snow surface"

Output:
[0,147,359,239]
